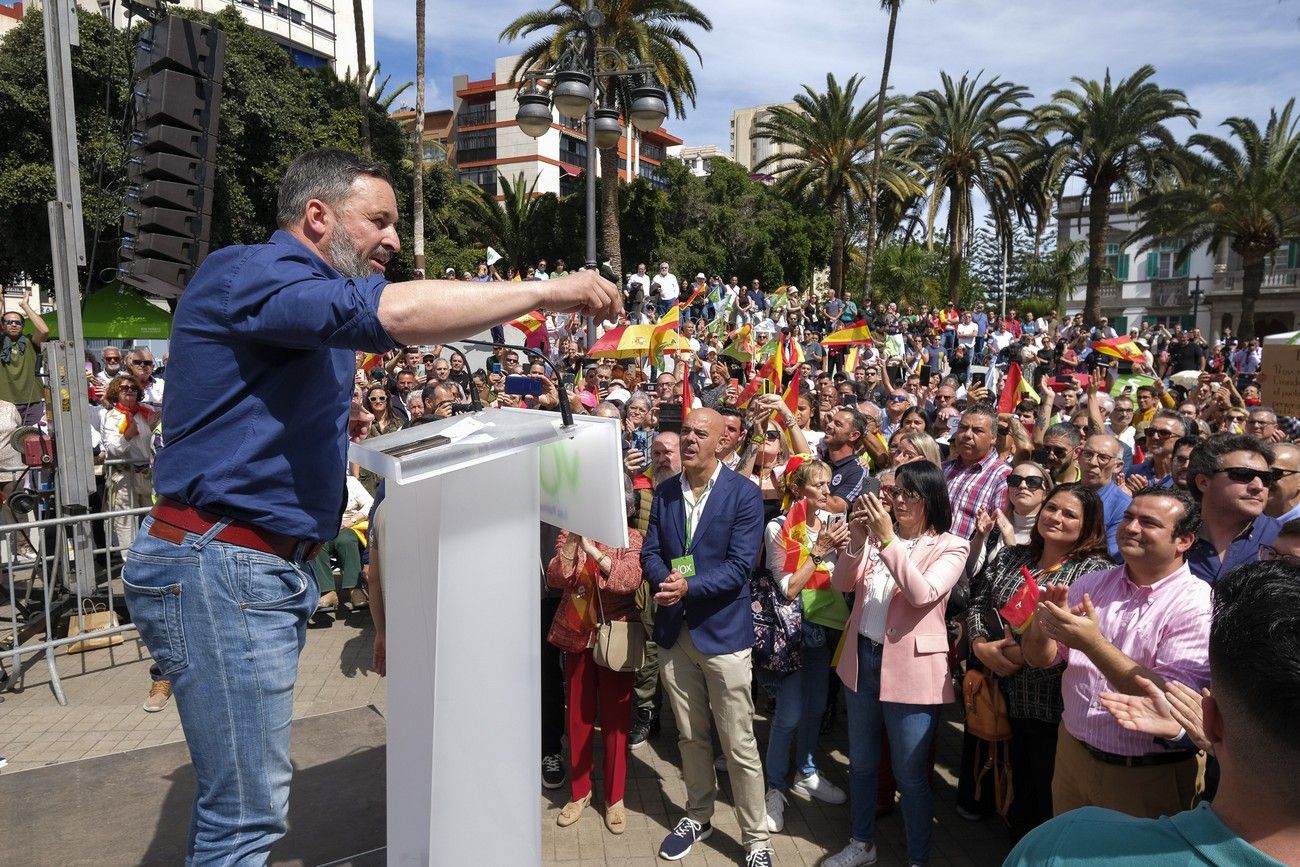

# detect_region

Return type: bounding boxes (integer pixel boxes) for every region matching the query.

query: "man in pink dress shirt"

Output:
[1024,488,1211,819]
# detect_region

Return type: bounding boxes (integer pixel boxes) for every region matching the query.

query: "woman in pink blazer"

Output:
[822,461,969,867]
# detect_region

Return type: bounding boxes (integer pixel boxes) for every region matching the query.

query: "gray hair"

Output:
[276,149,392,229]
[101,345,121,360]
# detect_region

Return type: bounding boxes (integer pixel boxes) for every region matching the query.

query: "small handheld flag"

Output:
[999,566,1041,634]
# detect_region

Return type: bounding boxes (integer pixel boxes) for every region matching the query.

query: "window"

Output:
[1288,240,1299,270]
[1103,242,1129,282]
[559,134,587,167]
[1146,240,1189,280]
[640,141,665,161]
[639,161,668,191]
[455,130,496,164]
[422,141,446,163]
[460,103,495,127]
[460,169,496,196]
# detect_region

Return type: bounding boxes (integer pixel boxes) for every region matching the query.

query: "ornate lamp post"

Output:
[513,1,668,343]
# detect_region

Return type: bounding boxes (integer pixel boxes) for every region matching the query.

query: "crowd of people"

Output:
[3,148,1296,864]
[337,267,1299,866]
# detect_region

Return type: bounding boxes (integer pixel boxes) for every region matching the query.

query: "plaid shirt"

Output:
[943,449,1011,539]
[967,546,1114,722]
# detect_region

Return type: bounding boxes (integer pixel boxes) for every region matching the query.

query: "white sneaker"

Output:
[764,787,787,833]
[821,839,877,867]
[791,770,847,805]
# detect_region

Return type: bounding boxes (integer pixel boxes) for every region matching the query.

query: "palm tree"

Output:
[754,73,922,297]
[1129,100,1300,341]
[1033,65,1199,325]
[353,0,370,156]
[896,71,1033,304]
[863,0,931,303]
[501,0,712,277]
[412,0,426,277]
[1020,240,1089,312]
[460,172,548,273]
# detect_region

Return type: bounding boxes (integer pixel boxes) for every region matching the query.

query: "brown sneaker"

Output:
[317,590,338,612]
[604,800,627,834]
[143,679,172,713]
[348,587,369,611]
[556,792,591,827]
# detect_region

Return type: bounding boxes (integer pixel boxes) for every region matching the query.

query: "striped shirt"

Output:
[1058,562,1211,757]
[943,449,1012,540]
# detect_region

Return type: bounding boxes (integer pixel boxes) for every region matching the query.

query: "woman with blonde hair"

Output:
[888,429,943,468]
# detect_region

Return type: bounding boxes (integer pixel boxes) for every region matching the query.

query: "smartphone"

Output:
[729,377,739,389]
[488,359,502,374]
[840,394,857,408]
[970,366,988,388]
[827,513,847,531]
[504,374,543,397]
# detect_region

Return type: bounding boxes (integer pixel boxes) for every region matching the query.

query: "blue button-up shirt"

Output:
[1095,480,1132,559]
[1186,514,1281,586]
[153,230,399,541]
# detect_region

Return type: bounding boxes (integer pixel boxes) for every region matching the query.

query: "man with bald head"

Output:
[1266,443,1300,526]
[641,408,772,864]
[1081,432,1131,558]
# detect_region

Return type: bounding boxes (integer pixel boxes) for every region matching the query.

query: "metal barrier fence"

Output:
[1,460,153,705]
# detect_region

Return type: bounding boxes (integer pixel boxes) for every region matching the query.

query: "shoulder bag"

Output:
[592,584,646,672]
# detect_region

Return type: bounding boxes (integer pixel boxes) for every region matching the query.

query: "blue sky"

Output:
[373,0,1300,156]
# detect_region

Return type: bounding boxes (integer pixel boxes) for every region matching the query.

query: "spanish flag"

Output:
[508,310,545,335]
[359,352,384,372]
[782,368,801,416]
[997,362,1040,412]
[782,334,805,368]
[821,321,874,346]
[650,304,681,366]
[722,324,755,362]
[1092,336,1145,363]
[999,567,1042,634]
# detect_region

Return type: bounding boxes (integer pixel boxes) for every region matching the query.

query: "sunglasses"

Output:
[119,385,139,393]
[1007,475,1047,490]
[886,487,923,504]
[1044,445,1071,458]
[764,430,782,441]
[103,356,121,362]
[368,396,388,403]
[2,319,23,326]
[888,395,908,402]
[130,360,155,367]
[1148,428,1178,440]
[1215,467,1275,486]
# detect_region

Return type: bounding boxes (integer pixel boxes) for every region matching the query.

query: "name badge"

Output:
[671,555,696,578]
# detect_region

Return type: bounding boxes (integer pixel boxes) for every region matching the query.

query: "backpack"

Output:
[750,568,802,673]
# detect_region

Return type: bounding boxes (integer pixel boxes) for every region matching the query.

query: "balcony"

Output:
[640,141,666,162]
[458,106,495,128]
[1220,268,1300,295]
[1150,278,1189,307]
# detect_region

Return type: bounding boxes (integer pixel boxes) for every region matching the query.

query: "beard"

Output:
[325,222,388,278]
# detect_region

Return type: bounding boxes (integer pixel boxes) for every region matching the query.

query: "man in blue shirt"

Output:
[1006,559,1300,866]
[1080,433,1131,558]
[123,149,619,865]
[1184,434,1280,585]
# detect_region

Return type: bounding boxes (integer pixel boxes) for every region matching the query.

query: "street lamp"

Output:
[1190,283,1205,329]
[511,0,667,347]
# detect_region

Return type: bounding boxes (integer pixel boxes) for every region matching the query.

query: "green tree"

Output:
[500,0,712,277]
[1033,65,1199,325]
[1130,100,1300,341]
[755,73,921,299]
[459,172,551,273]
[0,7,129,287]
[896,71,1033,305]
[868,236,981,309]
[1019,239,1089,312]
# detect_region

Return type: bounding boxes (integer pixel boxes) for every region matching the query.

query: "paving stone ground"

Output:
[0,610,1012,866]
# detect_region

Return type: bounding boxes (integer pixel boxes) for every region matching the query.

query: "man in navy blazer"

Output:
[641,408,772,864]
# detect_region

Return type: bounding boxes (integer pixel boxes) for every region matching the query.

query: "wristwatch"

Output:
[811,552,825,565]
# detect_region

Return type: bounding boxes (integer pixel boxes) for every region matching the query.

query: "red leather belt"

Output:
[149,498,322,562]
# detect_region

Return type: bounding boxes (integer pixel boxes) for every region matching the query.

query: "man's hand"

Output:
[1100,676,1209,750]
[1037,591,1103,653]
[349,391,374,442]
[623,448,646,478]
[544,270,622,322]
[655,568,688,606]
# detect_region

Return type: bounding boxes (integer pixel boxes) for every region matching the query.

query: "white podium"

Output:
[350,408,627,866]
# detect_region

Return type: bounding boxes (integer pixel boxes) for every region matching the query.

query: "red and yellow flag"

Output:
[722,323,755,362]
[1092,336,1145,363]
[781,498,832,585]
[782,334,805,368]
[651,304,682,366]
[997,362,1040,413]
[782,368,801,416]
[821,321,874,347]
[508,310,545,335]
[359,352,384,372]
[999,566,1042,633]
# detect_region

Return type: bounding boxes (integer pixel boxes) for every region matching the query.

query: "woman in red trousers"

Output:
[545,528,644,834]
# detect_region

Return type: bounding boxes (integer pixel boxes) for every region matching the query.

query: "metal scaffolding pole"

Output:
[42,0,97,596]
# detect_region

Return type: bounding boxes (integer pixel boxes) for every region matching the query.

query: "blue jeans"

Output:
[843,635,940,865]
[123,517,318,865]
[758,625,838,791]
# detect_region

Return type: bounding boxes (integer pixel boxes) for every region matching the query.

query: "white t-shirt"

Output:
[956,322,978,349]
[627,272,651,297]
[652,272,680,303]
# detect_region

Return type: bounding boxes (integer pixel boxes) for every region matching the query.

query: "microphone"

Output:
[459,338,576,430]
